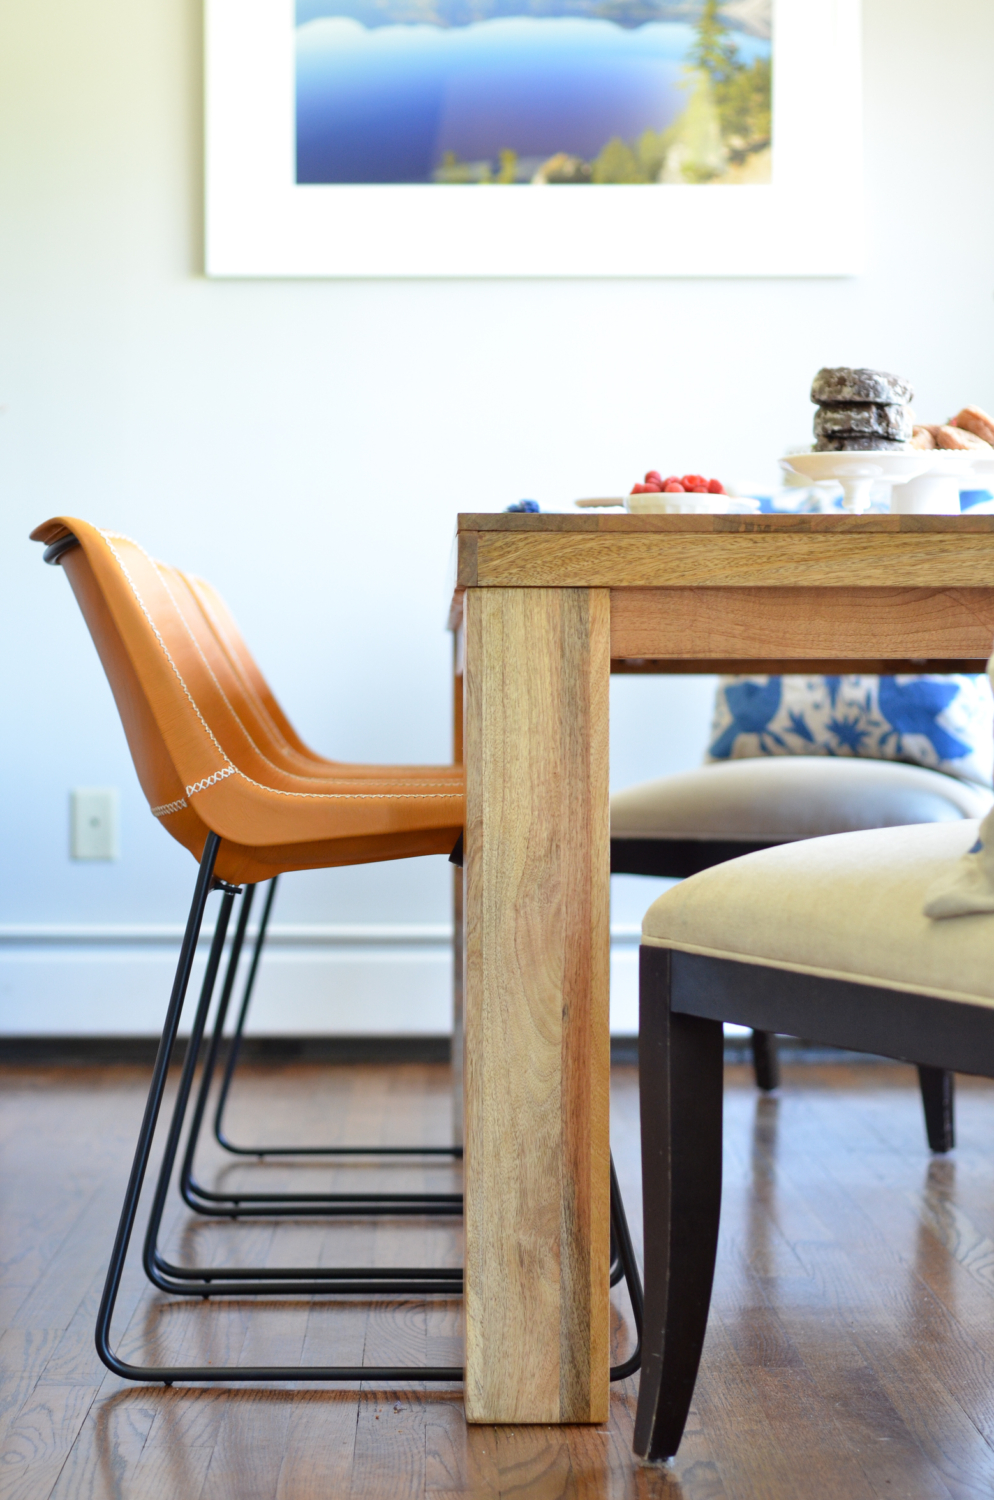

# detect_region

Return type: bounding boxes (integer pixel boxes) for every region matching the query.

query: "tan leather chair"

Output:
[34,516,644,1388]
[32,515,466,1385]
[33,520,464,882]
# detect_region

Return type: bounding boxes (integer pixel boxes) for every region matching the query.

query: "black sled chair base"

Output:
[167,873,630,1290]
[181,876,464,1222]
[97,835,643,1385]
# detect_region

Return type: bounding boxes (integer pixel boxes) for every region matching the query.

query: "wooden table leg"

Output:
[452,630,464,1148]
[463,586,611,1424]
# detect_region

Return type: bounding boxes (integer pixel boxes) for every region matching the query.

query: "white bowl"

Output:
[625,492,760,515]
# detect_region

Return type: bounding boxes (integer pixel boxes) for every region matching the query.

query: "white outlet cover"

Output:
[70,788,120,861]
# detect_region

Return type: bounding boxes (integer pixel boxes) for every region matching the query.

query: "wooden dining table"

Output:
[448,509,994,1427]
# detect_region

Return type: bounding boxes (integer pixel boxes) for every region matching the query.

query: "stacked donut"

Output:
[811,367,913,451]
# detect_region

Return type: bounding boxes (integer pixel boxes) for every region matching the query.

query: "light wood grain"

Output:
[609,586,994,663]
[611,657,990,675]
[462,587,611,1424]
[464,531,994,590]
[451,633,464,1150]
[458,511,994,534]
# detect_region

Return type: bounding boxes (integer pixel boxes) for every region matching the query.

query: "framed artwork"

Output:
[205,0,862,277]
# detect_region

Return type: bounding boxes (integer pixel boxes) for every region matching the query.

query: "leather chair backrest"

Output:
[30,517,464,882]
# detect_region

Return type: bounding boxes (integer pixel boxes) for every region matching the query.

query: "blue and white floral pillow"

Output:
[707,675,994,788]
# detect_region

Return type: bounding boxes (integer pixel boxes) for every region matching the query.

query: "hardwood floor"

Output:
[2,1058,994,1498]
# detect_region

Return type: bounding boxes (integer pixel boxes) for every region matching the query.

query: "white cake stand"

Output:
[780,451,937,513]
[890,450,983,514]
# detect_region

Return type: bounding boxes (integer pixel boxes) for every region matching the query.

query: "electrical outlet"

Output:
[70,788,119,860]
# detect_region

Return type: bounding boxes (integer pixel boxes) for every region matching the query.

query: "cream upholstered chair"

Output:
[611,754,992,1140]
[630,819,994,1464]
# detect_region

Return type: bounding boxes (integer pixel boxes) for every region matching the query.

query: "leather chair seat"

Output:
[642,819,994,1008]
[611,756,993,845]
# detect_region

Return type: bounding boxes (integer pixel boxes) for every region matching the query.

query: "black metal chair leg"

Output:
[215,880,460,1161]
[751,1029,781,1091]
[141,881,461,1297]
[609,1154,643,1380]
[918,1065,955,1153]
[210,874,272,1152]
[96,836,463,1384]
[175,877,462,1222]
[176,881,461,1219]
[96,834,222,1377]
[112,855,636,1376]
[633,948,724,1463]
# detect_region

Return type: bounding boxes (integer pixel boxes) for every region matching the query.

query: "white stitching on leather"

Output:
[97,530,462,806]
[150,797,188,817]
[186,768,236,797]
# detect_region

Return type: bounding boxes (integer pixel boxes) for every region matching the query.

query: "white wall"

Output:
[1,0,992,1034]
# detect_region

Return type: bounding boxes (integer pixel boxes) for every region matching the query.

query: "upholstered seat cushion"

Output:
[642,821,994,1008]
[611,756,992,844]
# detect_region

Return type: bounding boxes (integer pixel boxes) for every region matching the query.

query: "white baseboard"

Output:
[0,924,643,1036]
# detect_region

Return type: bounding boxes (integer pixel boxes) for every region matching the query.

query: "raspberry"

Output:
[707,479,724,494]
[663,480,685,493]
[645,470,663,485]
[663,476,681,488]
[682,474,706,490]
[630,483,649,494]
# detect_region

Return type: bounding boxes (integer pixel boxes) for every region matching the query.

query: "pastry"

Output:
[951,406,994,446]
[811,367,914,406]
[910,426,937,450]
[934,424,993,452]
[814,435,909,452]
[814,403,912,440]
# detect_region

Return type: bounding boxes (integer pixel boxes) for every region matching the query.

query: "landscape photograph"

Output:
[295,0,772,185]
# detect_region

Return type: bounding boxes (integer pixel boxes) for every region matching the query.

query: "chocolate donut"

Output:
[811,367,914,406]
[813,434,909,452]
[814,403,912,440]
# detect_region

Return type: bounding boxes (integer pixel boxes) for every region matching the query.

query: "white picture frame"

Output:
[205,0,862,278]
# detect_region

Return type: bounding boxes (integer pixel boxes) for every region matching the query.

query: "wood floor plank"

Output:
[0,1329,66,1459]
[274,1391,361,1499]
[46,1380,157,1500]
[424,1399,499,1496]
[0,1381,101,1500]
[5,1059,994,1497]
[199,1391,295,1500]
[728,1083,994,1497]
[126,1388,230,1499]
[349,1388,429,1500]
[493,1423,576,1498]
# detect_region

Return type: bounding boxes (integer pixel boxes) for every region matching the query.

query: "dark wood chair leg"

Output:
[918,1065,955,1153]
[750,1029,781,1091]
[633,947,724,1465]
